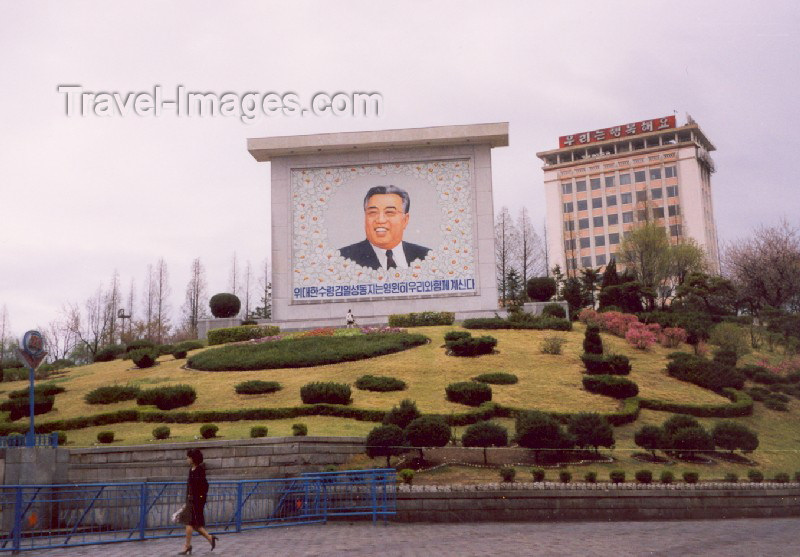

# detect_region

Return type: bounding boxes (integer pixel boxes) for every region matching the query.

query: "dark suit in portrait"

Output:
[339,239,430,270]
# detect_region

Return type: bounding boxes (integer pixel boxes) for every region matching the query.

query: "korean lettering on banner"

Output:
[558,115,676,148]
[293,278,476,300]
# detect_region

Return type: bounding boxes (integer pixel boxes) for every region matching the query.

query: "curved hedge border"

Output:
[188,333,428,371]
[639,388,753,418]
[208,325,281,346]
[463,317,571,331]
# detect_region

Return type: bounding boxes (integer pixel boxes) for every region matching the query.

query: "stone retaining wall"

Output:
[66,436,364,483]
[394,482,800,522]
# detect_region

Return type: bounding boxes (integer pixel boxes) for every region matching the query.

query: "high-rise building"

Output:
[536,115,720,277]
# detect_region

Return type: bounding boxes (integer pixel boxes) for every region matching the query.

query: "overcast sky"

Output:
[2,1,799,336]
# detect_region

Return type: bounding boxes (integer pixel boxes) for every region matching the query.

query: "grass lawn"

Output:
[1,324,798,478]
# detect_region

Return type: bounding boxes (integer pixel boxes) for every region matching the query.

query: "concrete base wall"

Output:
[395,483,800,522]
[66,436,364,483]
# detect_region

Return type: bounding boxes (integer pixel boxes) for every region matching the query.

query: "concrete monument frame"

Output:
[245,123,508,329]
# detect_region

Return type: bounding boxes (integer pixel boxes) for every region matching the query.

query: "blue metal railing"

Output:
[0,433,58,449]
[0,469,396,552]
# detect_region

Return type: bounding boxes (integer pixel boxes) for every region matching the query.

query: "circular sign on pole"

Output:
[22,330,46,358]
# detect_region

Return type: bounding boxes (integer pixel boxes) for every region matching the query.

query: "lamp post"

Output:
[17,330,47,447]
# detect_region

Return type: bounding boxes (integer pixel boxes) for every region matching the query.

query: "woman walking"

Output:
[179,448,218,554]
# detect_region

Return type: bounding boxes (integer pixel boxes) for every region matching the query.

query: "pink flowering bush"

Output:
[625,322,658,350]
[661,327,688,348]
[756,356,800,377]
[597,311,639,337]
[360,326,408,335]
[578,308,599,326]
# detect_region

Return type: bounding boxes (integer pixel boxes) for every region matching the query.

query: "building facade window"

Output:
[623,212,634,223]
[581,256,592,267]
[636,190,648,202]
[634,170,646,182]
[579,237,590,248]
[593,216,604,228]
[579,218,589,229]
[653,207,665,218]
[651,188,663,199]
[576,180,587,192]
[621,192,632,204]
[670,224,682,236]
[609,233,620,245]
[577,199,588,211]
[561,183,573,194]
[668,204,681,216]
[667,185,679,197]
[638,209,648,221]
[592,197,603,209]
[565,239,576,251]
[563,202,574,213]
[607,213,619,225]
[590,177,601,190]
[595,235,606,247]
[606,194,617,206]
[596,254,607,266]
[619,174,631,185]
[650,168,662,180]
[565,220,575,231]
[665,166,676,178]
[605,176,615,188]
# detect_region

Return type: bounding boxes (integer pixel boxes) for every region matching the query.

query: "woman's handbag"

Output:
[172,504,191,525]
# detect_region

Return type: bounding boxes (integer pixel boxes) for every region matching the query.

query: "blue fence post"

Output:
[13,486,23,552]
[139,483,148,540]
[371,477,377,523]
[235,483,243,533]
[50,432,58,448]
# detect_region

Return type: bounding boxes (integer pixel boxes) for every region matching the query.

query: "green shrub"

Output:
[542,303,566,319]
[635,470,653,484]
[634,425,666,458]
[152,426,170,440]
[773,472,790,483]
[190,333,426,371]
[610,470,626,484]
[463,317,571,331]
[671,427,714,458]
[54,431,67,445]
[739,364,768,379]
[0,396,55,421]
[136,385,197,410]
[499,467,516,483]
[660,470,675,484]
[527,277,557,302]
[606,354,632,375]
[85,385,140,405]
[300,382,352,405]
[711,421,759,454]
[461,421,508,464]
[794,471,800,482]
[387,312,455,327]
[447,335,497,357]
[200,424,218,439]
[540,336,567,355]
[746,386,771,401]
[662,414,701,437]
[763,396,788,411]
[531,467,546,482]
[405,416,451,459]
[383,399,421,430]
[558,471,572,483]
[129,349,158,369]
[234,380,282,395]
[207,325,281,346]
[209,293,241,318]
[709,322,751,359]
[583,325,603,355]
[666,354,745,392]
[250,426,268,438]
[724,472,738,483]
[584,471,597,483]
[713,347,738,368]
[682,471,699,484]
[241,320,258,326]
[747,469,764,483]
[515,411,575,457]
[581,353,631,375]
[97,431,114,444]
[94,344,125,362]
[355,375,407,392]
[172,350,188,360]
[175,340,205,352]
[471,372,518,385]
[125,339,155,353]
[292,423,308,436]
[8,383,65,399]
[366,424,405,467]
[445,382,492,406]
[567,413,614,452]
[398,469,414,485]
[444,331,471,343]
[156,344,175,356]
[582,375,639,399]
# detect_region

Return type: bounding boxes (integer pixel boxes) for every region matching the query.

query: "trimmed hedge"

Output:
[666,353,745,392]
[445,381,492,406]
[639,388,753,418]
[209,293,240,318]
[250,426,268,438]
[354,375,407,392]
[200,424,219,439]
[97,431,115,444]
[472,372,518,385]
[234,380,282,395]
[85,385,140,405]
[208,325,281,346]
[300,382,352,405]
[152,426,170,439]
[136,385,197,410]
[125,340,155,353]
[292,423,308,436]
[8,383,65,399]
[190,333,427,371]
[582,375,639,399]
[130,349,158,369]
[541,303,566,319]
[447,335,497,357]
[0,396,55,421]
[94,344,125,362]
[462,317,571,331]
[581,353,631,375]
[175,340,205,352]
[444,331,471,343]
[387,312,454,327]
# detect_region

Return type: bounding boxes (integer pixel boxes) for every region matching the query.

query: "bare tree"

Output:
[44,315,78,362]
[495,206,520,306]
[0,305,10,365]
[229,252,240,297]
[153,258,171,343]
[243,260,253,319]
[104,270,121,345]
[543,220,550,277]
[181,257,208,338]
[515,207,545,291]
[141,264,157,341]
[120,279,136,343]
[66,286,114,361]
[724,220,800,312]
[252,258,272,319]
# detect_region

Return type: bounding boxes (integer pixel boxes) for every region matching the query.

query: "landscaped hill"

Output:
[1,324,797,480]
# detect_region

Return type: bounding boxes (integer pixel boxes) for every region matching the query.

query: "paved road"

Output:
[20,518,800,556]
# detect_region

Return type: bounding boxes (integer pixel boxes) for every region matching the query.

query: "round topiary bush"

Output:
[172,350,188,360]
[200,424,218,439]
[471,372,518,385]
[724,472,739,483]
[527,277,557,302]
[94,344,125,362]
[447,335,497,357]
[85,385,140,405]
[682,471,699,484]
[583,325,603,355]
[635,470,653,484]
[584,471,597,483]
[773,472,790,483]
[660,470,674,484]
[610,470,626,484]
[405,415,451,460]
[300,382,352,405]
[55,431,67,445]
[444,331,471,343]
[398,469,414,485]
[235,380,282,395]
[747,469,764,483]
[129,348,158,369]
[136,385,197,410]
[499,467,516,483]
[97,431,115,444]
[152,426,170,440]
[292,423,308,436]
[383,399,421,430]
[559,471,572,483]
[531,467,546,482]
[541,303,566,319]
[461,421,508,464]
[209,293,241,318]
[355,375,407,392]
[366,424,405,467]
[445,381,492,406]
[250,426,268,438]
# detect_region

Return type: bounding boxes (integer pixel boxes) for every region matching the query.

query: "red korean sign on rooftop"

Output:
[558,115,676,149]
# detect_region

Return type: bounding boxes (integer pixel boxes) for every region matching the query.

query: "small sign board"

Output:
[18,330,47,370]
